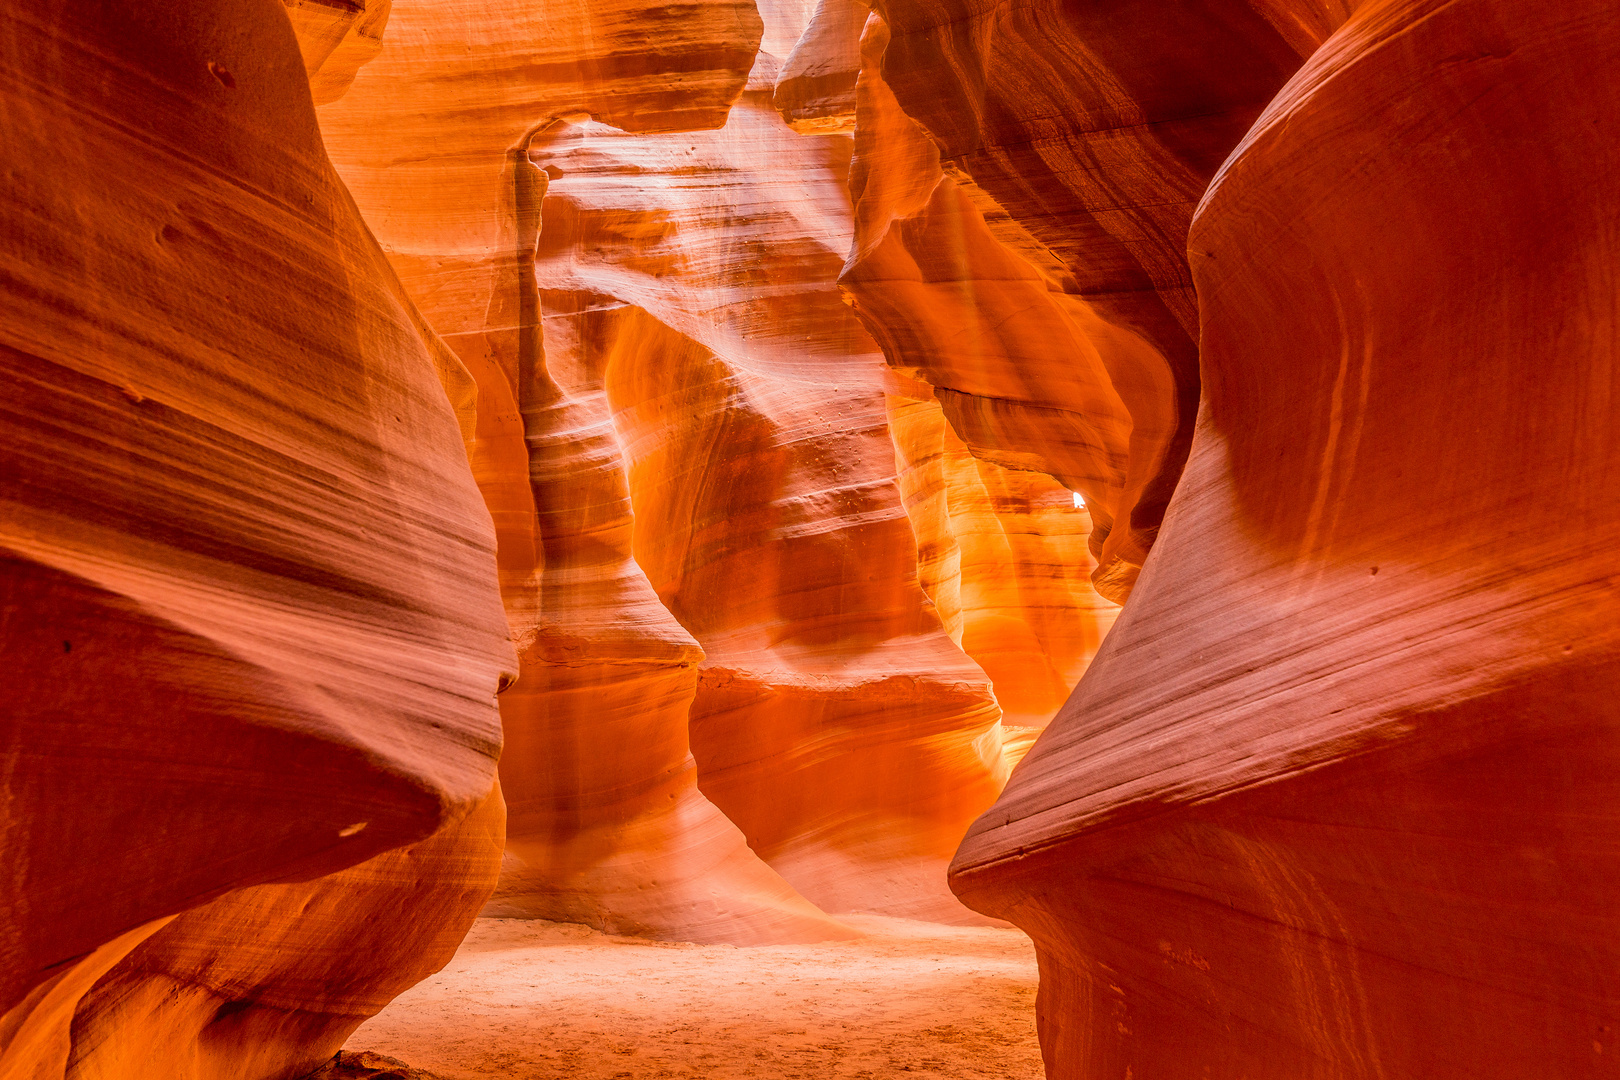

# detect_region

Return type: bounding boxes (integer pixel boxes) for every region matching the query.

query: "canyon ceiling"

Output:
[1,0,1615,1079]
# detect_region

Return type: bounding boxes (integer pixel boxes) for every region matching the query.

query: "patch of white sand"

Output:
[346,915,1044,1079]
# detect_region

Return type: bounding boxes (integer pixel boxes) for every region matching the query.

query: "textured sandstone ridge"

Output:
[482,220,845,942]
[772,0,867,132]
[281,0,392,105]
[0,1,512,1078]
[314,0,855,941]
[64,791,503,1080]
[859,0,1337,600]
[949,1,1620,1076]
[839,13,1155,606]
[524,79,1009,920]
[887,390,1117,729]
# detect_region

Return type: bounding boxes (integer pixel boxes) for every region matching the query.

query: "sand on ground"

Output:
[344,915,1045,1079]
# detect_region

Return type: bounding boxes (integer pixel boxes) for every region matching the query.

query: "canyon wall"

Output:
[317,0,1118,932]
[12,0,1604,1076]
[314,0,873,941]
[523,86,1006,920]
[886,391,1117,732]
[946,1,1620,1077]
[0,1,512,1077]
[857,0,1339,601]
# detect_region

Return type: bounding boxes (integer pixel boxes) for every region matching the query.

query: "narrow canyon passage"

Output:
[4,1,1616,1080]
[339,918,1041,1080]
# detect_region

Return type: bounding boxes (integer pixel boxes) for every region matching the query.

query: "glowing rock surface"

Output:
[524,84,1007,921]
[313,0,870,941]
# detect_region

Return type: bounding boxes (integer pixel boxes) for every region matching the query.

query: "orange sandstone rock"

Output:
[950,1,1620,1076]
[0,0,511,1077]
[886,391,1117,729]
[859,0,1330,599]
[839,14,1157,604]
[314,0,848,941]
[773,0,868,133]
[526,85,1007,920]
[63,788,504,1080]
[281,0,392,105]
[484,279,846,943]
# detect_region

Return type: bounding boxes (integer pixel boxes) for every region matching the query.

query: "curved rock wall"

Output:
[841,11,1153,604]
[311,0,844,941]
[484,222,845,942]
[860,0,1329,599]
[0,1,513,1076]
[282,0,393,105]
[949,1,1620,1076]
[526,87,1009,921]
[13,0,1603,1075]
[887,391,1117,730]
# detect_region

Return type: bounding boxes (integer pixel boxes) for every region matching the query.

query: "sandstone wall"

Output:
[0,1,513,1076]
[312,0,855,941]
[859,0,1337,600]
[887,392,1117,731]
[947,1,1620,1076]
[524,84,1008,921]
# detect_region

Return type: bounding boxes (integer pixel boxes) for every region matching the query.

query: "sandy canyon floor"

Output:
[343,916,1044,1079]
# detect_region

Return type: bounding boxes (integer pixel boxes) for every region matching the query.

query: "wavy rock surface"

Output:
[858,0,1337,599]
[281,0,392,105]
[64,790,504,1080]
[950,1,1620,1076]
[772,0,867,132]
[887,390,1116,729]
[313,0,852,941]
[0,1,512,1077]
[839,14,1154,603]
[526,84,1008,920]
[484,243,846,943]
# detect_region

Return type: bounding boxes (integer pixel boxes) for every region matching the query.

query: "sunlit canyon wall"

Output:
[0,2,515,1078]
[4,0,1615,1077]
[4,5,1116,1076]
[314,0,1116,937]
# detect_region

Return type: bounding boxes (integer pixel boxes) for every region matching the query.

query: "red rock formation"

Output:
[0,0,512,1076]
[887,390,1117,729]
[859,0,1332,599]
[63,790,503,1080]
[525,83,1009,920]
[835,10,1124,725]
[773,0,867,132]
[837,13,1152,604]
[950,1,1620,1076]
[314,0,857,941]
[282,0,392,105]
[483,250,845,942]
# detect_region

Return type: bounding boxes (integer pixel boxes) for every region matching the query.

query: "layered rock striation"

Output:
[841,9,1149,615]
[524,80,1009,920]
[0,0,512,1076]
[887,390,1117,731]
[317,0,1113,931]
[949,1,1620,1076]
[857,0,1340,600]
[313,0,858,941]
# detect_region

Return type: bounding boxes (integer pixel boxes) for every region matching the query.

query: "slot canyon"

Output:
[1,0,1615,1077]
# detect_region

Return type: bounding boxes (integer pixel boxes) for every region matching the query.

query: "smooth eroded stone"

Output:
[315,0,853,942]
[0,0,511,1075]
[949,1,1620,1076]
[526,81,1008,921]
[861,0,1336,598]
